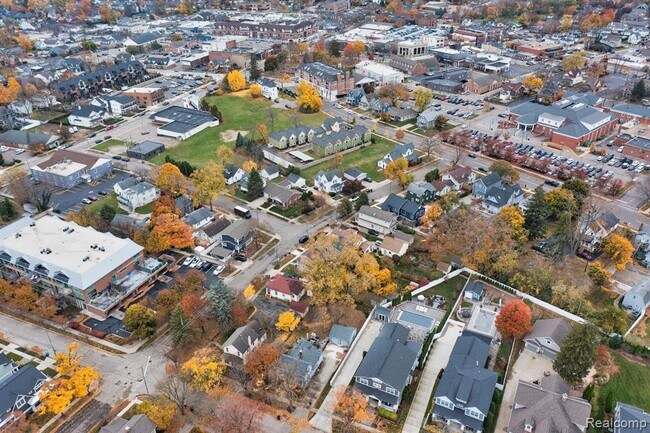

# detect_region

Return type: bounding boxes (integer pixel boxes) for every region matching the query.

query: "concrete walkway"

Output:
[0,341,56,372]
[310,320,383,433]
[402,320,465,433]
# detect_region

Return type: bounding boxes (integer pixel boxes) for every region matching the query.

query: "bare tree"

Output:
[571,198,609,253]
[266,107,276,131]
[638,175,650,207]
[157,369,195,413]
[451,145,465,167]
[204,393,261,433]
[421,133,439,161]
[269,363,303,412]
[1,168,33,206]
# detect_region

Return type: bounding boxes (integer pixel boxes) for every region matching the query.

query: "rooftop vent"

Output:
[15,233,21,238]
[68,228,74,234]
[29,222,36,227]
[82,256,90,262]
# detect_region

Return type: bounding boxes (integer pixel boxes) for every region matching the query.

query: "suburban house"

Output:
[622,280,650,316]
[314,169,344,194]
[279,339,324,385]
[195,217,231,245]
[116,181,160,212]
[417,108,439,129]
[257,77,278,100]
[523,318,571,360]
[370,96,393,115]
[356,205,398,235]
[354,323,421,412]
[261,166,280,181]
[0,130,63,150]
[481,183,525,213]
[183,208,214,230]
[472,172,503,198]
[222,322,267,363]
[224,164,246,185]
[30,150,113,188]
[329,324,357,348]
[297,62,354,101]
[406,181,436,204]
[464,280,485,301]
[430,179,455,198]
[265,274,305,303]
[0,356,48,428]
[381,194,425,225]
[344,168,367,182]
[378,143,419,169]
[218,219,255,252]
[614,403,650,433]
[346,88,368,107]
[442,166,477,190]
[376,236,409,257]
[433,332,498,433]
[386,106,418,122]
[68,105,109,128]
[580,212,619,254]
[507,375,591,433]
[285,173,307,189]
[263,183,301,208]
[91,94,137,116]
[99,414,156,433]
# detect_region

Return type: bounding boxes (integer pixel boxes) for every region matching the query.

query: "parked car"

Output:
[234,254,247,262]
[299,235,309,244]
[212,265,225,276]
[183,256,195,266]
[81,198,92,204]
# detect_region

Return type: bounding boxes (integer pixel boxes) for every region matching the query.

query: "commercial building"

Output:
[213,16,318,42]
[30,150,113,188]
[0,215,164,318]
[355,61,405,85]
[126,140,165,160]
[297,62,355,101]
[123,87,165,106]
[150,106,219,140]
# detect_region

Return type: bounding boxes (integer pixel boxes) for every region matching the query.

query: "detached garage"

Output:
[126,140,165,160]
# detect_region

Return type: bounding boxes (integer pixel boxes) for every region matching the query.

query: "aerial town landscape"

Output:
[0,0,649,432]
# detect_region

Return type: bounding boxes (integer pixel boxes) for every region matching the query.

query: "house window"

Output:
[386,387,398,396]
[465,409,484,420]
[357,377,368,386]
[373,381,382,389]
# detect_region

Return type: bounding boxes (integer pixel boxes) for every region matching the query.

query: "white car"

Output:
[0,146,8,152]
[189,258,201,268]
[81,198,92,204]
[183,256,194,266]
[212,265,225,276]
[617,146,624,152]
[15,149,25,155]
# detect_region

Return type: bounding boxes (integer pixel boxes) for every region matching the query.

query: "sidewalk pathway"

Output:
[0,341,56,371]
[402,320,464,433]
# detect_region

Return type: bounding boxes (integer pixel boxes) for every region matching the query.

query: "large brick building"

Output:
[213,17,317,42]
[509,93,618,149]
[297,62,355,101]
[124,87,165,106]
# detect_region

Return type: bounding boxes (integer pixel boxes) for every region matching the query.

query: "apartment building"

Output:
[213,17,318,42]
[297,62,355,101]
[124,87,165,106]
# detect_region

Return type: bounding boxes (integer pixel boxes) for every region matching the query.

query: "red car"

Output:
[105,125,115,131]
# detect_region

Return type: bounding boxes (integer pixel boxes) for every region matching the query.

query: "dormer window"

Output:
[525,423,534,432]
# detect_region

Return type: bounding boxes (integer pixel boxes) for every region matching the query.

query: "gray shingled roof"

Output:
[615,403,650,433]
[525,318,571,347]
[222,322,264,356]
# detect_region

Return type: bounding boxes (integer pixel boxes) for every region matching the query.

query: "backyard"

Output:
[300,134,398,182]
[88,193,127,216]
[149,91,328,168]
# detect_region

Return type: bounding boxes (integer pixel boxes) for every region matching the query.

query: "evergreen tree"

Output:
[210,104,222,122]
[553,323,599,385]
[246,169,264,200]
[523,186,549,239]
[207,280,233,325]
[0,198,16,221]
[169,305,194,345]
[338,198,353,217]
[249,56,261,81]
[631,79,646,102]
[328,40,343,57]
[235,132,245,148]
[100,203,116,221]
[354,192,369,211]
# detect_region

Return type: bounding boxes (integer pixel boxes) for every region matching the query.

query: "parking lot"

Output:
[47,170,131,214]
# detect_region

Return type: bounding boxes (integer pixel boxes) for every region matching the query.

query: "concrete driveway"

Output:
[310,319,383,432]
[494,349,554,433]
[403,320,464,433]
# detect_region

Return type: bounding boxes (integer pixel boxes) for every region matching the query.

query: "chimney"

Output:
[247,335,252,347]
[299,349,303,359]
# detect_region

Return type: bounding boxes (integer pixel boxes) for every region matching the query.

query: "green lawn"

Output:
[301,134,397,182]
[149,91,328,168]
[134,201,155,214]
[91,138,127,153]
[269,204,303,218]
[418,275,468,306]
[589,351,650,427]
[88,193,127,216]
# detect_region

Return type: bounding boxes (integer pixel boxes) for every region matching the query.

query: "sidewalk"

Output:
[402,320,464,433]
[0,341,56,372]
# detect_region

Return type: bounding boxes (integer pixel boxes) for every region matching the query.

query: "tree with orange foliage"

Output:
[155,163,188,196]
[395,129,405,140]
[146,213,193,253]
[343,41,365,60]
[244,343,281,386]
[151,195,181,219]
[334,386,369,433]
[230,298,249,328]
[14,34,34,51]
[495,299,532,340]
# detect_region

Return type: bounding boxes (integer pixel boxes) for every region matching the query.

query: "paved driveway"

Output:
[403,320,464,433]
[310,319,382,432]
[48,170,131,214]
[494,349,554,433]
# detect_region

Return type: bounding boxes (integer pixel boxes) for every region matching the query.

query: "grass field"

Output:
[88,193,127,216]
[91,138,127,153]
[149,91,328,168]
[301,134,397,182]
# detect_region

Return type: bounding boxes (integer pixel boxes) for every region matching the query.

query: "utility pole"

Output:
[141,355,151,396]
[45,329,56,356]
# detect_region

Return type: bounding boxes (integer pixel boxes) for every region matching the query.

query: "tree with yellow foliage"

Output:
[249,83,262,98]
[334,387,369,433]
[354,254,396,296]
[602,234,634,271]
[523,75,543,92]
[276,311,300,332]
[135,397,177,430]
[296,81,323,113]
[177,0,193,14]
[155,163,188,196]
[216,145,233,163]
[254,123,268,142]
[190,161,226,210]
[343,41,365,60]
[242,160,258,172]
[497,205,527,240]
[581,13,602,30]
[562,52,586,72]
[243,284,256,299]
[14,34,34,51]
[559,14,573,32]
[181,348,227,393]
[421,203,443,226]
[384,157,408,187]
[226,70,246,92]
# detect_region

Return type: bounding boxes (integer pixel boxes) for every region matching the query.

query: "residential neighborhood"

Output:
[0,0,648,432]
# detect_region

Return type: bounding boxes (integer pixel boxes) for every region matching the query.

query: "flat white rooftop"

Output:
[0,216,143,291]
[39,160,87,177]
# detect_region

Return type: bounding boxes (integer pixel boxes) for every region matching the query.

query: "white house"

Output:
[265,274,306,302]
[222,323,267,362]
[116,182,160,212]
[314,169,344,194]
[91,95,137,116]
[258,77,278,100]
[356,205,398,235]
[68,106,109,128]
[261,165,280,181]
[377,143,417,169]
